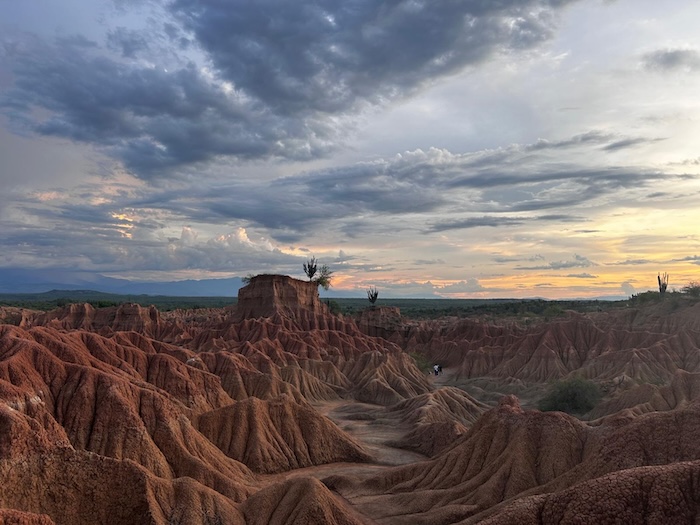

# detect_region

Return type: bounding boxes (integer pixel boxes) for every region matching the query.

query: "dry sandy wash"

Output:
[2,274,700,524]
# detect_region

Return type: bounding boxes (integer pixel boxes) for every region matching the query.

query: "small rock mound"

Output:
[194,395,372,473]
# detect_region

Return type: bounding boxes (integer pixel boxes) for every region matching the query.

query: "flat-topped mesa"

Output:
[235,274,329,322]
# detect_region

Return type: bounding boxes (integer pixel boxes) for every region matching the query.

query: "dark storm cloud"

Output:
[123,157,450,236]
[97,139,674,240]
[642,48,700,72]
[106,27,151,58]
[2,0,580,178]
[2,40,335,177]
[6,129,682,260]
[171,0,577,115]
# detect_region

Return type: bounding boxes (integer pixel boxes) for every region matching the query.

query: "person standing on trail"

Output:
[433,364,439,376]
[438,364,442,375]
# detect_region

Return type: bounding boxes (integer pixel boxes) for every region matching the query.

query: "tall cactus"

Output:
[658,272,669,296]
[367,286,379,305]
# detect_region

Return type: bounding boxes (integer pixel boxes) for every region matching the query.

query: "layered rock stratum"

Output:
[2,275,700,524]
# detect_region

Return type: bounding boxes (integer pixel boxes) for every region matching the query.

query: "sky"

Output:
[1,0,699,299]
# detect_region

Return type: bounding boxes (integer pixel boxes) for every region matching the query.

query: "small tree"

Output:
[314,264,333,290]
[658,272,669,297]
[303,257,318,281]
[367,286,379,305]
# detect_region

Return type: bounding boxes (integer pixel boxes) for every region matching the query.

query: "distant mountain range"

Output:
[0,268,630,300]
[0,268,370,299]
[0,269,246,297]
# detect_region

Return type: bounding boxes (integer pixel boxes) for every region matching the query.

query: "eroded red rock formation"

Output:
[3,284,700,524]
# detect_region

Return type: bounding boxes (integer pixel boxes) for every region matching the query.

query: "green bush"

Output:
[538,377,601,415]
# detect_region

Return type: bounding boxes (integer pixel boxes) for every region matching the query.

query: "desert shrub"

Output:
[325,300,341,315]
[90,300,119,308]
[629,291,659,304]
[682,281,700,298]
[538,377,601,415]
[542,304,564,320]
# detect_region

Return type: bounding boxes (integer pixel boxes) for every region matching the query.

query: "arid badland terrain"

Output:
[2,274,700,524]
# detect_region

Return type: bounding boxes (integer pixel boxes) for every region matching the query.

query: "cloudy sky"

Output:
[1,0,699,299]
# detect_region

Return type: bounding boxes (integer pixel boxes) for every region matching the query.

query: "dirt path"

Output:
[260,399,430,486]
[431,366,454,388]
[315,400,428,466]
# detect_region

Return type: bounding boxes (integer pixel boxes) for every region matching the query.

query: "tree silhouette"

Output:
[303,257,333,290]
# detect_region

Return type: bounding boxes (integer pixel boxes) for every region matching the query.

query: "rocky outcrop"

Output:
[356,306,404,340]
[235,274,328,323]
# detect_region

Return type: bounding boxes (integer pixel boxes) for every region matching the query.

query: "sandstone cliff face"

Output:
[356,306,404,340]
[235,274,328,322]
